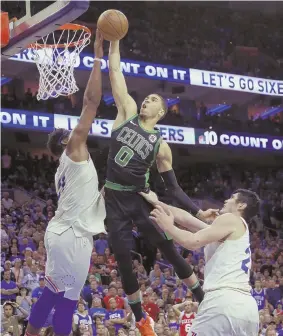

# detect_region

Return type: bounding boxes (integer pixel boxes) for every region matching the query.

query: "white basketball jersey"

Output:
[47,150,106,237]
[203,217,251,293]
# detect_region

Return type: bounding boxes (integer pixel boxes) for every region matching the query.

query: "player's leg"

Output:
[25,287,58,336]
[51,230,93,336]
[105,189,155,335]
[52,293,78,336]
[157,239,204,302]
[25,231,59,336]
[133,195,204,303]
[27,228,93,336]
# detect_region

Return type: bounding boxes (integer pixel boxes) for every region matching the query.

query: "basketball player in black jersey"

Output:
[104,40,216,336]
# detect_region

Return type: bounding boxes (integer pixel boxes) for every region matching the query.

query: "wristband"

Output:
[94,57,102,62]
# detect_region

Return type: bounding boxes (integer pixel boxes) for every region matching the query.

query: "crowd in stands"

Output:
[3,2,283,78]
[1,147,283,335]
[80,2,283,79]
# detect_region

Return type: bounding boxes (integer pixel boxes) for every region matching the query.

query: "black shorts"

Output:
[105,188,170,249]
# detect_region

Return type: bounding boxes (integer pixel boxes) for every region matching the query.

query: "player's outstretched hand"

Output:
[149,205,174,230]
[198,209,219,222]
[94,29,104,58]
[139,190,159,205]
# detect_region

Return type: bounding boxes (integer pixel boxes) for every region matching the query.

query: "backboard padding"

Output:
[1,0,89,58]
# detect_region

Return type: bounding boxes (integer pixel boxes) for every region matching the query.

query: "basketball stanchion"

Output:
[29,23,91,100]
[1,12,10,48]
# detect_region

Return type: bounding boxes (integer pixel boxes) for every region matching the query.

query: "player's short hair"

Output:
[233,189,260,221]
[155,94,168,120]
[47,128,70,157]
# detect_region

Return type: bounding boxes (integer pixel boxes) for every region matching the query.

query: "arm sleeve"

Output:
[160,170,200,216]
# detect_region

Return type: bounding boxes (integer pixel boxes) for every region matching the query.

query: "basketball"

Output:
[97,10,129,42]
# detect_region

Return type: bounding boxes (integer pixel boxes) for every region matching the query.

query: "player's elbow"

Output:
[71,124,89,141]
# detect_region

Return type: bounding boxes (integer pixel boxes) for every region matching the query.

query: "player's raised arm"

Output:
[156,141,218,221]
[66,30,103,161]
[108,40,137,124]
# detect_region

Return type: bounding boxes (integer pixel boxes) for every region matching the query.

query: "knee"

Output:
[109,230,133,253]
[112,251,139,295]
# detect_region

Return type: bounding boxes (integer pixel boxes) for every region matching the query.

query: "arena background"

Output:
[1,1,283,336]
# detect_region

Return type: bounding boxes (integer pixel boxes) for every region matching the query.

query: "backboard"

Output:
[1,0,90,58]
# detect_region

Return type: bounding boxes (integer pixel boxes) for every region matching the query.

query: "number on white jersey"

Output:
[241,247,251,274]
[57,175,66,199]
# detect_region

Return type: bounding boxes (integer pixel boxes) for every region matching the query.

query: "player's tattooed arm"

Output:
[108,40,137,124]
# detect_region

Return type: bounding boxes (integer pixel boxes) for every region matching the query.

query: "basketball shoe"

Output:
[136,315,156,336]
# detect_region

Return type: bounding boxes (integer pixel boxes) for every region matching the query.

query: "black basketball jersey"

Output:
[105,114,162,191]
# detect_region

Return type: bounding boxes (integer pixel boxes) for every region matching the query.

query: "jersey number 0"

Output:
[115,146,134,167]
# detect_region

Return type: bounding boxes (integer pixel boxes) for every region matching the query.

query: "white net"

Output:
[31,25,91,101]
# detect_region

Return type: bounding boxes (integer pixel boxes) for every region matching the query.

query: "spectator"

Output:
[10,247,22,262]
[266,279,282,311]
[105,297,126,335]
[91,316,105,336]
[2,191,14,210]
[95,233,109,255]
[1,301,29,336]
[11,258,24,287]
[105,247,116,270]
[31,275,46,303]
[84,280,104,307]
[89,297,107,320]
[21,264,40,292]
[103,286,125,310]
[1,261,16,282]
[32,224,45,244]
[142,293,159,321]
[1,270,19,304]
[72,302,93,335]
[16,287,32,316]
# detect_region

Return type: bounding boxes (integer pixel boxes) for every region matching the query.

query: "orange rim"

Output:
[28,23,91,49]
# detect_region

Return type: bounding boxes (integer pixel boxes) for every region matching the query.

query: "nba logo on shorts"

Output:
[149,134,157,143]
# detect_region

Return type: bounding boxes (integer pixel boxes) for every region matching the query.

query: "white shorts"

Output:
[44,227,93,300]
[189,289,259,336]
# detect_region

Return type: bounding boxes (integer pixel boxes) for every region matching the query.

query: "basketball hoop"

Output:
[29,23,91,101]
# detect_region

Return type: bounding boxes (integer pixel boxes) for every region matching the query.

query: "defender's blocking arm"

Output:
[140,190,213,232]
[150,208,236,250]
[66,30,103,160]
